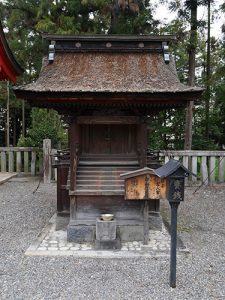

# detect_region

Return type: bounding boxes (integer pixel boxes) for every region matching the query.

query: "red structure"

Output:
[0,22,23,83]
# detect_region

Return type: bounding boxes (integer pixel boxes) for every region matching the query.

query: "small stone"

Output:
[129,247,135,251]
[58,243,66,247]
[70,246,80,251]
[121,247,128,251]
[48,247,58,251]
[81,245,92,250]
[59,246,69,250]
[133,241,139,245]
[38,247,47,251]
[49,240,58,244]
[150,240,156,245]
[159,247,166,250]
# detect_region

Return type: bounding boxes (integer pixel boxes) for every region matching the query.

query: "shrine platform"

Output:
[25,213,189,258]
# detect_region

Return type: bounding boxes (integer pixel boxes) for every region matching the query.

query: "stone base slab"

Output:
[67,225,95,242]
[95,238,121,250]
[67,223,147,242]
[67,212,163,242]
[149,212,163,231]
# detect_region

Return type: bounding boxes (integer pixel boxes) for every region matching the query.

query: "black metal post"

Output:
[143,200,149,245]
[169,202,180,288]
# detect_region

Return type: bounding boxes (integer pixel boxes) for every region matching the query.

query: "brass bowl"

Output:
[101,214,114,221]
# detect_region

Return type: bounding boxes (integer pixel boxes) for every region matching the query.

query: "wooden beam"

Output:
[138,121,147,168]
[69,119,80,191]
[77,116,140,124]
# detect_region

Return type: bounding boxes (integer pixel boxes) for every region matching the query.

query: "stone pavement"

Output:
[26,213,189,258]
[0,172,17,185]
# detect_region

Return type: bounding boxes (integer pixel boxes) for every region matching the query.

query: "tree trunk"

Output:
[13,113,17,146]
[205,0,211,140]
[6,81,10,147]
[22,100,25,138]
[184,1,197,150]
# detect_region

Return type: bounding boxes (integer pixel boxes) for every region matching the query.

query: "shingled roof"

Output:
[0,21,23,83]
[14,35,203,106]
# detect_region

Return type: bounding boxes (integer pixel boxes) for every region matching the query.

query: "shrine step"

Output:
[78,160,139,166]
[80,155,138,161]
[73,164,138,196]
[76,184,124,190]
[72,190,124,196]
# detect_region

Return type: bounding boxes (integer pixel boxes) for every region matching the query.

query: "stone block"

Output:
[55,215,69,231]
[96,218,116,241]
[117,225,144,241]
[67,225,95,242]
[95,238,121,250]
[149,212,163,231]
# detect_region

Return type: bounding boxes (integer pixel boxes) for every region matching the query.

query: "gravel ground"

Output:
[0,179,225,300]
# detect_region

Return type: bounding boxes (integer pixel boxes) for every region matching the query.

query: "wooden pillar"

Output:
[138,120,148,168]
[69,118,80,191]
[43,139,51,183]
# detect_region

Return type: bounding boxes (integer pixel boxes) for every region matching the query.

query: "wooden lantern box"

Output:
[120,167,168,201]
[120,160,192,244]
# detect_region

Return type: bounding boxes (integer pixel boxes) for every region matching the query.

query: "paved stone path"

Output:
[26,213,187,258]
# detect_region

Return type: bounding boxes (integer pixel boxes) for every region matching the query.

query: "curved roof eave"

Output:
[0,21,24,81]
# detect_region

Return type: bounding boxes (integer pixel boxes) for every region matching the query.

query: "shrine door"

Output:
[81,124,137,155]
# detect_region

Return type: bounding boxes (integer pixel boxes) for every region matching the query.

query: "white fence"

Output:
[1,142,225,185]
[0,140,57,183]
[159,150,225,184]
[0,147,42,175]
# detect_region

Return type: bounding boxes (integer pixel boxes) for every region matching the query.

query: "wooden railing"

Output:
[1,143,225,185]
[158,150,225,184]
[0,147,42,176]
[43,139,57,183]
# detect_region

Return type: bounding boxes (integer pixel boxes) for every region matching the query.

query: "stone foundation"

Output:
[149,212,163,231]
[67,225,95,242]
[67,212,163,243]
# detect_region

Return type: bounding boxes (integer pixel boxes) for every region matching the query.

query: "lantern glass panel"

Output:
[168,177,185,202]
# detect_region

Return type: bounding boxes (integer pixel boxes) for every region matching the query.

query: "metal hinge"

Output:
[48,41,56,63]
[162,42,170,64]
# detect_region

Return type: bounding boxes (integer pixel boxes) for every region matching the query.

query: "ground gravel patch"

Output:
[0,179,225,299]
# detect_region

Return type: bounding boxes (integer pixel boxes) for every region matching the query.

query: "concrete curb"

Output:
[0,172,17,185]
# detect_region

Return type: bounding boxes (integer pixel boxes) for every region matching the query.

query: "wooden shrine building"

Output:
[14,35,203,242]
[0,21,23,83]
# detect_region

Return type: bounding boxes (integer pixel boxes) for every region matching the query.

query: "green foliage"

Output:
[156,0,225,150]
[149,109,186,150]
[17,108,67,148]
[1,0,225,150]
[0,0,158,147]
